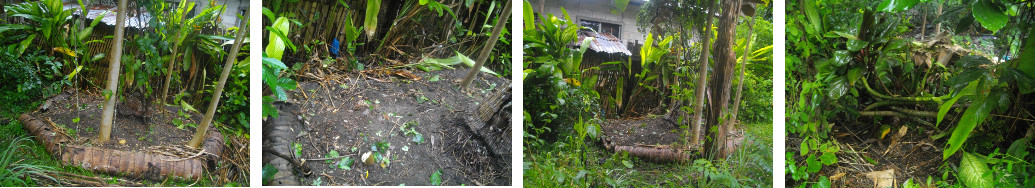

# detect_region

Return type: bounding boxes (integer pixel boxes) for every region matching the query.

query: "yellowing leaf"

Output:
[53,47,76,57]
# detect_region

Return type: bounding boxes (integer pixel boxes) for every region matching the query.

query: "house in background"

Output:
[539,0,647,48]
[58,0,247,29]
[534,0,668,118]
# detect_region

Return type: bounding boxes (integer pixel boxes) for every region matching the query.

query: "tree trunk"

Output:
[460,0,511,89]
[690,0,718,148]
[159,36,180,111]
[935,3,942,35]
[728,5,761,129]
[921,6,927,40]
[98,0,129,142]
[188,17,249,148]
[705,0,743,159]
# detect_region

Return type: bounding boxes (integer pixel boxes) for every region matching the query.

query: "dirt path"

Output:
[262,69,511,186]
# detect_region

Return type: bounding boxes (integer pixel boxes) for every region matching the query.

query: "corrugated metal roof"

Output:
[574,31,632,56]
[62,2,152,29]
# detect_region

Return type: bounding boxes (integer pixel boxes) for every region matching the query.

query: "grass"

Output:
[0,100,235,186]
[523,122,773,187]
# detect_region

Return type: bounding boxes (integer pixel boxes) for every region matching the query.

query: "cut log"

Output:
[614,145,694,163]
[19,113,223,181]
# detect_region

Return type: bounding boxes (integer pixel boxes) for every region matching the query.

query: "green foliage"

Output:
[364,0,381,39]
[788,0,1035,187]
[261,164,278,185]
[523,1,601,145]
[0,136,55,186]
[959,152,994,187]
[429,169,442,186]
[2,0,75,50]
[262,16,299,119]
[0,46,64,113]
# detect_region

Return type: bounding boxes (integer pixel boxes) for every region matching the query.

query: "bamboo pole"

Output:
[459,0,511,89]
[188,17,248,148]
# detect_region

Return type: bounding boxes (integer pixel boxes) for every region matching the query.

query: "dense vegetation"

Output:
[786,0,1035,187]
[0,0,249,185]
[523,0,773,186]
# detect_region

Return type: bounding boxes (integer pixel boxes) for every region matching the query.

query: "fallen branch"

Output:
[18,113,224,181]
[858,111,935,127]
[613,145,694,163]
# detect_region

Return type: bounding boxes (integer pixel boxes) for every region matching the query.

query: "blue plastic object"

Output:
[330,38,341,57]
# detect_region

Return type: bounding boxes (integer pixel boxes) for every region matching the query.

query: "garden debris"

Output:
[362,151,375,165]
[883,126,908,155]
[862,169,895,188]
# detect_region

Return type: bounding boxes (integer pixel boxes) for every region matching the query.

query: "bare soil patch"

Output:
[263,69,511,186]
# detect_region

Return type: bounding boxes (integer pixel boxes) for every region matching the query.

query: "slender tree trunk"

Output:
[98,0,129,142]
[704,0,743,159]
[690,0,718,148]
[921,7,927,40]
[160,35,180,112]
[728,5,762,129]
[935,3,942,35]
[188,18,249,148]
[460,0,511,89]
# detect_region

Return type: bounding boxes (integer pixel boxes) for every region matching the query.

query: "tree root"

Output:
[858,111,935,127]
[862,79,949,103]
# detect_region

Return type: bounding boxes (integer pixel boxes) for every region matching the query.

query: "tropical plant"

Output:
[155,0,227,107]
[262,16,298,119]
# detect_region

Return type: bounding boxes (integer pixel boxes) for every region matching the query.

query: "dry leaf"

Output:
[863,169,895,188]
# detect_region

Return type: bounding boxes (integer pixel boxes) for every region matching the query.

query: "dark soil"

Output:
[600,118,686,147]
[25,89,206,151]
[262,68,511,186]
[787,120,952,187]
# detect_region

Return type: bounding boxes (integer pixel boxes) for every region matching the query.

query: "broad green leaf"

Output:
[364,0,381,39]
[816,176,831,188]
[936,93,963,127]
[959,152,994,188]
[622,160,634,168]
[847,68,864,86]
[262,164,278,185]
[429,169,442,185]
[456,52,500,76]
[944,96,993,160]
[338,157,354,170]
[831,51,851,67]
[522,0,535,30]
[827,77,848,99]
[1019,27,1035,77]
[266,17,290,60]
[800,139,810,156]
[971,0,1008,33]
[877,0,923,12]
[819,152,837,165]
